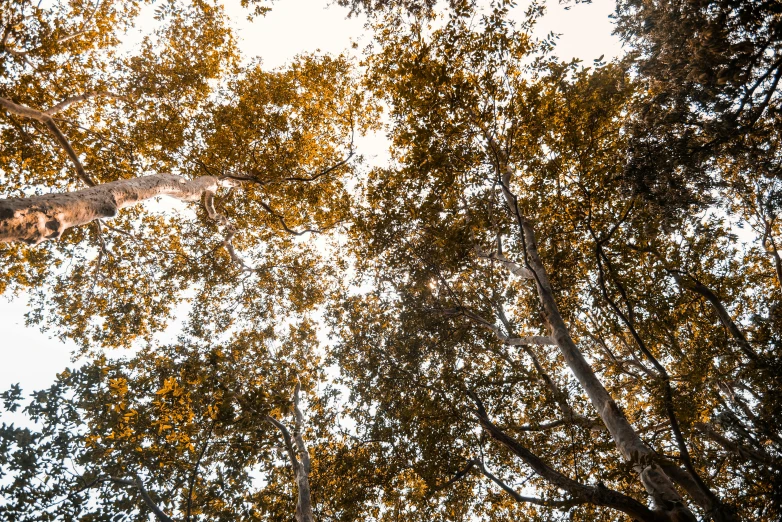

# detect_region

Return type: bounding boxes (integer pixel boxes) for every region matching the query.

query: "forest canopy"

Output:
[0,1,780,521]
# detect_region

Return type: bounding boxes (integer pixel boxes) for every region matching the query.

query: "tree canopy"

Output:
[1,1,780,521]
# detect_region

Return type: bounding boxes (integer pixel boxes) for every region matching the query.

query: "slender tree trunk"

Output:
[0,174,229,245]
[265,383,315,522]
[292,383,315,522]
[497,164,697,521]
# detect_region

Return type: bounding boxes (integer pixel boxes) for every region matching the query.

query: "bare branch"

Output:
[432,460,475,492]
[0,95,95,186]
[474,459,581,509]
[265,415,300,473]
[280,148,355,183]
[186,421,215,522]
[265,384,315,522]
[493,299,604,432]
[468,114,700,520]
[293,382,311,474]
[240,148,356,186]
[452,307,555,346]
[466,391,666,522]
[258,199,322,236]
[474,244,534,279]
[203,189,254,271]
[132,475,176,522]
[45,91,127,115]
[102,476,175,522]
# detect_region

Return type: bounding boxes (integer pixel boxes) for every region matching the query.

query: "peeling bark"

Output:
[0,174,228,244]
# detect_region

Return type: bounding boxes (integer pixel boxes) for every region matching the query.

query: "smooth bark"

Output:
[487,142,697,519]
[265,383,314,522]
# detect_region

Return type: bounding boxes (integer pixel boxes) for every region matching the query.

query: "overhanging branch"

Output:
[0,95,95,186]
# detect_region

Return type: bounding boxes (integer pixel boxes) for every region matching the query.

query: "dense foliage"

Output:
[1,1,780,521]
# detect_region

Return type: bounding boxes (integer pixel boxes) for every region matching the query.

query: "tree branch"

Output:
[474,243,535,279]
[265,383,315,522]
[203,189,254,272]
[103,475,175,522]
[257,199,322,236]
[11,0,103,57]
[0,174,227,244]
[474,459,581,509]
[443,306,555,347]
[466,391,667,522]
[693,422,780,469]
[186,420,215,522]
[45,91,127,115]
[628,243,761,363]
[472,118,697,520]
[293,382,311,474]
[0,95,95,186]
[590,234,727,517]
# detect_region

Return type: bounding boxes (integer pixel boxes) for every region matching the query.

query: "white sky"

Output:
[0,0,621,397]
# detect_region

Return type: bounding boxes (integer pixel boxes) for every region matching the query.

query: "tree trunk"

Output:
[0,174,227,245]
[497,165,698,521]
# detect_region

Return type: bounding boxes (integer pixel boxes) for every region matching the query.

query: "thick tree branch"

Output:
[45,91,128,115]
[265,415,300,472]
[293,383,311,474]
[493,303,605,431]
[0,174,229,244]
[292,383,314,522]
[474,459,581,509]
[467,391,667,522]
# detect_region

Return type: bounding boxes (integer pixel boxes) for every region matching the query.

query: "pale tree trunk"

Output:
[0,174,234,245]
[292,383,315,522]
[492,157,703,521]
[266,383,315,522]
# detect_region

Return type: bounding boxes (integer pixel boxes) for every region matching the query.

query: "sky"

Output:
[0,0,622,402]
